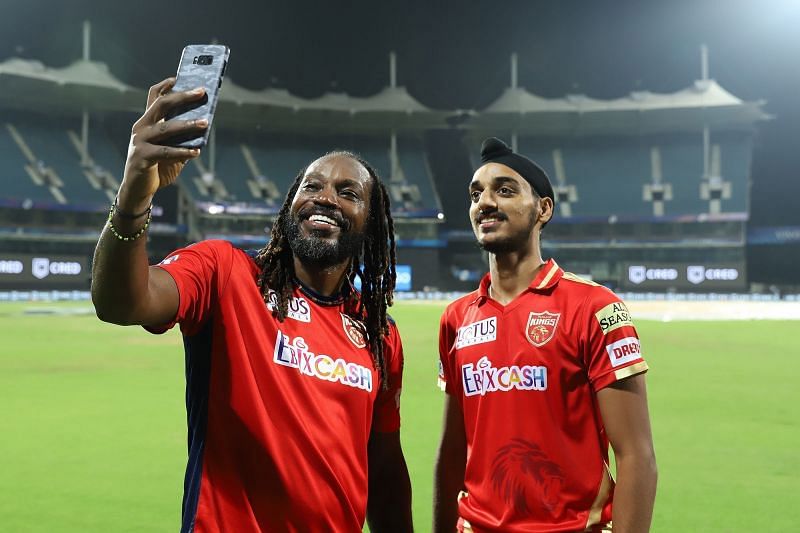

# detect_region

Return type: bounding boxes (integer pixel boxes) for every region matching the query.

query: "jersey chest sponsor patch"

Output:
[461,356,547,397]
[526,311,560,347]
[273,331,373,392]
[605,337,642,367]
[455,316,497,349]
[266,291,311,322]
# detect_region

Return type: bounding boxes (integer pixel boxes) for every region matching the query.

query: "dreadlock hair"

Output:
[255,151,397,389]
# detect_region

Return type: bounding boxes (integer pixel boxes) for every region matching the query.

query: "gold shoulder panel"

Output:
[562,271,600,286]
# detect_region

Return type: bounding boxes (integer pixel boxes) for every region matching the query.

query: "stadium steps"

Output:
[2,123,66,204]
[12,121,108,207]
[86,127,127,195]
[214,143,259,203]
[398,138,442,212]
[187,156,229,201]
[240,144,281,205]
[66,130,117,203]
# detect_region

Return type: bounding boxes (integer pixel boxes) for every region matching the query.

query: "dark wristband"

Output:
[113,197,152,219]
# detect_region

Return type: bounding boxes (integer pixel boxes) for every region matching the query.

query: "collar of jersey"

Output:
[293,276,349,306]
[472,258,563,305]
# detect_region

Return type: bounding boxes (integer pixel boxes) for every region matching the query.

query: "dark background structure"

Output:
[3,0,798,226]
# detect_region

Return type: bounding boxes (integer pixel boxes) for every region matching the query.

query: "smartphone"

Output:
[163,44,230,148]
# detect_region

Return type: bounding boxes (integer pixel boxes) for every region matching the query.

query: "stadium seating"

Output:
[0,123,57,203]
[12,119,107,207]
[1,109,748,226]
[177,133,442,216]
[0,114,443,220]
[515,134,752,219]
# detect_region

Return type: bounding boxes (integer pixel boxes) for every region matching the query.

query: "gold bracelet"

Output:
[107,202,151,241]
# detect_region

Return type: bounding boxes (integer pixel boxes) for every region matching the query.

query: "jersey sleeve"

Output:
[372,320,404,433]
[582,288,649,391]
[437,307,458,396]
[145,240,233,337]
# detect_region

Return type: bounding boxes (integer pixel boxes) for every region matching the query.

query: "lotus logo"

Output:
[628,265,646,285]
[687,265,706,285]
[32,257,50,279]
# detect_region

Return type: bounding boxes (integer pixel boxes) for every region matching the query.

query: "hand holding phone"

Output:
[116,46,229,212]
[162,44,230,148]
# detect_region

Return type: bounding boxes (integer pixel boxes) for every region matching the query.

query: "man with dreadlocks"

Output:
[91,78,413,532]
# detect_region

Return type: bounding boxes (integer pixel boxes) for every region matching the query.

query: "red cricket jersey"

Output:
[438,259,648,532]
[147,240,403,532]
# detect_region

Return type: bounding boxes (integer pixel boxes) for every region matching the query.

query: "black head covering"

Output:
[479,137,555,208]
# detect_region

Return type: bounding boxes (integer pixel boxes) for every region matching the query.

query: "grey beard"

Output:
[284,215,364,268]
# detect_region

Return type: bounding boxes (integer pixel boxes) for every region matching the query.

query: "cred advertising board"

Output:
[622,262,746,290]
[0,254,89,289]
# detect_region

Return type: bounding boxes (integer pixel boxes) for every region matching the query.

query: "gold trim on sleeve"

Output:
[614,361,649,381]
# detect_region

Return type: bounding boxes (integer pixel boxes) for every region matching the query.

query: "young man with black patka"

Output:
[434,137,656,533]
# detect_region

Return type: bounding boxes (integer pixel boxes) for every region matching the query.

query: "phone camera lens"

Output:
[192,55,213,65]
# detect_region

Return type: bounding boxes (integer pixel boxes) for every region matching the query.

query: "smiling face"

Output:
[469,162,551,255]
[284,153,373,268]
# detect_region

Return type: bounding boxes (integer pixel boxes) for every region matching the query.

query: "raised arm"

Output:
[597,373,657,533]
[91,78,206,326]
[433,394,467,533]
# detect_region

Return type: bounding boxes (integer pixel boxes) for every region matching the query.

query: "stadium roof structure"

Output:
[0,56,451,132]
[0,57,144,114]
[0,56,769,136]
[468,79,771,136]
[217,79,452,133]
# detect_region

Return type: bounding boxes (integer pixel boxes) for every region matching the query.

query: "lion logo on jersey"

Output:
[526,311,560,347]
[341,313,367,348]
[491,438,565,515]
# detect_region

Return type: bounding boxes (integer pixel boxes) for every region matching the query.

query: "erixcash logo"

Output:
[273,331,373,392]
[461,356,547,397]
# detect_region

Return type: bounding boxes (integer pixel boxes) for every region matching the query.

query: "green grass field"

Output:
[0,301,797,532]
